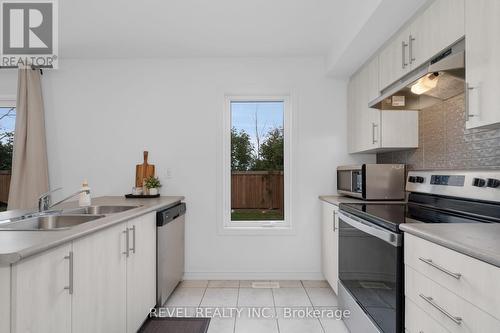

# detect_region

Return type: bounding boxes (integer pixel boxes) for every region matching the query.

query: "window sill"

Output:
[218,222,295,236]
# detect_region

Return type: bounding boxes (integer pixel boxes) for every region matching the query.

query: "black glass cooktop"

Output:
[340,193,500,233]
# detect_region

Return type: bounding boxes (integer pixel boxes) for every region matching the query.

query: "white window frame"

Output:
[221,95,292,233]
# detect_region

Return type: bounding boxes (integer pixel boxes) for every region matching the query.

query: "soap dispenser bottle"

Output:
[79,180,91,207]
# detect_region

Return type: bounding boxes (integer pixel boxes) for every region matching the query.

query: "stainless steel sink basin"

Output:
[0,214,105,230]
[68,205,141,215]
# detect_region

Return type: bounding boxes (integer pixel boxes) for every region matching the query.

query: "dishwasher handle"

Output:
[157,203,186,226]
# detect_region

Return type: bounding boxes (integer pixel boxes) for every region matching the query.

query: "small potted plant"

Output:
[144,175,162,195]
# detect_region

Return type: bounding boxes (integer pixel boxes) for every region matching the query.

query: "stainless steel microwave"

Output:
[337,164,406,200]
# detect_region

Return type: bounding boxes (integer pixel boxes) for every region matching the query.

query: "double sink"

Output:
[0,205,140,231]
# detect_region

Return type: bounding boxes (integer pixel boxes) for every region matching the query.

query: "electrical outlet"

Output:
[166,168,172,179]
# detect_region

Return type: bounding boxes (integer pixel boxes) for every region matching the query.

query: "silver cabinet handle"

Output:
[409,35,415,64]
[129,225,136,254]
[402,41,409,69]
[418,258,461,279]
[64,251,73,295]
[465,82,477,119]
[372,123,378,144]
[123,228,130,257]
[419,294,462,325]
[332,211,337,232]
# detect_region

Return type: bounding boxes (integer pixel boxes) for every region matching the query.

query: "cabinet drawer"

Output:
[405,297,448,333]
[405,266,500,333]
[404,233,500,320]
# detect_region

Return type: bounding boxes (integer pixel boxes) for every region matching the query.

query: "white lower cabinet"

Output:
[405,297,449,333]
[11,244,72,333]
[405,233,500,319]
[126,212,157,333]
[321,201,339,294]
[406,266,500,333]
[404,234,500,333]
[10,212,157,333]
[72,222,127,333]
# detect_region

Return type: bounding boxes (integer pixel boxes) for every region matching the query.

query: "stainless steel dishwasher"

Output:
[156,202,186,306]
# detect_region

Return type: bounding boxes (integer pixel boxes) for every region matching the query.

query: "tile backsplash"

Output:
[377,93,500,170]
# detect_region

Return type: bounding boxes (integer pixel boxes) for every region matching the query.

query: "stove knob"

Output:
[408,176,417,183]
[487,178,500,188]
[415,176,425,183]
[473,178,486,187]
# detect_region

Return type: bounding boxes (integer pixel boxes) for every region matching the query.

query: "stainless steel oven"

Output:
[337,164,406,200]
[338,210,403,333]
[337,169,500,333]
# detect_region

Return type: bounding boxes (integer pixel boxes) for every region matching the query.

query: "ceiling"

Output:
[59,0,380,58]
[59,0,429,77]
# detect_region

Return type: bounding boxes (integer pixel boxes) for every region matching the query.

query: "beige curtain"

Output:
[7,68,49,210]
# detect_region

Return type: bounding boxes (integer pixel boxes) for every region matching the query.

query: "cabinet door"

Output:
[347,73,361,153]
[72,223,127,333]
[410,0,464,69]
[321,202,338,294]
[364,57,382,152]
[331,205,339,295]
[11,244,72,333]
[465,0,500,129]
[347,77,356,153]
[379,27,410,90]
[126,212,157,333]
[367,55,380,102]
[380,111,419,149]
[352,58,381,153]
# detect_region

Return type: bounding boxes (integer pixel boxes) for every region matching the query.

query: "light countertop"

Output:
[319,194,405,206]
[400,223,500,269]
[0,196,183,265]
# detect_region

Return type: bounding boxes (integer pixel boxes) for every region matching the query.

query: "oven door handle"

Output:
[338,211,402,247]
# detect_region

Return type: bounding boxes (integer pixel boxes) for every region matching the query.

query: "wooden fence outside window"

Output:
[0,171,11,204]
[231,171,284,211]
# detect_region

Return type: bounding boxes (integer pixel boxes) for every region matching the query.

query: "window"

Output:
[0,99,16,211]
[222,96,291,231]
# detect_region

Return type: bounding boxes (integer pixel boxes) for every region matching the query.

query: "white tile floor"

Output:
[164,280,349,333]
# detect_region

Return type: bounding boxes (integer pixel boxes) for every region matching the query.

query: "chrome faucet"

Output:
[38,187,90,212]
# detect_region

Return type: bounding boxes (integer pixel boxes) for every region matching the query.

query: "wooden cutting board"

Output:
[135,151,155,187]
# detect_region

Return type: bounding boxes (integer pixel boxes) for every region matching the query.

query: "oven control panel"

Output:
[430,175,465,186]
[406,170,500,202]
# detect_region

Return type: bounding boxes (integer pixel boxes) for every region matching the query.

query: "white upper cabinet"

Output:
[348,56,419,154]
[465,0,500,129]
[348,0,467,154]
[379,110,419,150]
[379,0,465,91]
[410,0,465,69]
[347,72,360,153]
[379,26,411,90]
[360,57,384,152]
[349,57,380,153]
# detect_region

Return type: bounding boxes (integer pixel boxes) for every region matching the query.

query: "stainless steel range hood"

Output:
[369,39,465,110]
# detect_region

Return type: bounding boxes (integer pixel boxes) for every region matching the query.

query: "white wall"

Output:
[0,57,373,279]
